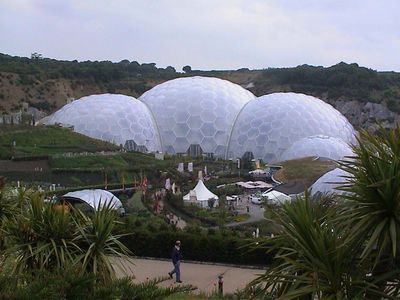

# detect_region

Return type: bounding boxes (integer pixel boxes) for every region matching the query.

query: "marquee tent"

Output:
[183,180,219,208]
[261,190,291,204]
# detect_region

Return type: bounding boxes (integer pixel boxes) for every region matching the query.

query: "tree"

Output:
[247,126,400,299]
[165,66,176,73]
[182,65,192,73]
[339,126,400,294]
[30,52,42,60]
[247,195,373,299]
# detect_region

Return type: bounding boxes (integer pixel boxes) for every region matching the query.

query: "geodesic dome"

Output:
[45,94,161,152]
[279,135,354,162]
[139,76,255,156]
[310,168,352,196]
[62,189,124,210]
[227,93,356,163]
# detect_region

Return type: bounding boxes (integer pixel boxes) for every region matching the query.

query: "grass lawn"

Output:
[274,157,337,187]
[51,154,129,170]
[0,125,118,159]
[126,191,146,211]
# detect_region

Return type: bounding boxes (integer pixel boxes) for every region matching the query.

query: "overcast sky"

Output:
[1,0,399,71]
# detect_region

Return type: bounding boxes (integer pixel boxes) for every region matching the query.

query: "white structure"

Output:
[140,77,255,156]
[43,79,356,162]
[62,189,125,214]
[280,135,354,162]
[227,93,356,163]
[44,94,161,152]
[183,180,219,208]
[262,190,291,204]
[310,168,352,196]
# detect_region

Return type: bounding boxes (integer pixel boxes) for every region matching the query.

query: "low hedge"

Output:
[120,227,271,266]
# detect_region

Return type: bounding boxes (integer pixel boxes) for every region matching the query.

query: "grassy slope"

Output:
[274,157,337,187]
[0,125,118,159]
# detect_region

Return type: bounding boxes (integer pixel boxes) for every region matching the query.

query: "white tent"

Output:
[62,189,125,213]
[183,180,219,208]
[261,190,291,204]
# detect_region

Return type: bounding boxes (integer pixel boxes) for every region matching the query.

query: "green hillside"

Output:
[1,53,400,114]
[0,125,118,159]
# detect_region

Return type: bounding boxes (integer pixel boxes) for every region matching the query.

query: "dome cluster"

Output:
[44,76,356,163]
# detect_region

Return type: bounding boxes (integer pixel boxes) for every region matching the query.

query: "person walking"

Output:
[168,240,183,283]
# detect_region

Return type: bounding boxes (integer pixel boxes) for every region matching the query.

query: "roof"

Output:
[261,190,291,203]
[236,181,272,189]
[62,189,123,210]
[183,180,218,202]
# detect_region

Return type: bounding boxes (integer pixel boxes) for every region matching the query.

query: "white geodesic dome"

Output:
[279,135,354,162]
[227,93,356,163]
[139,76,255,156]
[44,94,161,152]
[310,168,352,196]
[62,189,124,210]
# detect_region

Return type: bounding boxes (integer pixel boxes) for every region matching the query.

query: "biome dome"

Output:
[310,168,352,196]
[139,76,255,156]
[45,94,161,152]
[279,135,354,162]
[227,93,356,163]
[44,79,356,161]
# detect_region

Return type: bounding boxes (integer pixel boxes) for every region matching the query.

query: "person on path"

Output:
[168,240,183,283]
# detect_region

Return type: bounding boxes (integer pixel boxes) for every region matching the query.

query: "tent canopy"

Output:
[261,190,291,204]
[62,189,123,210]
[183,180,218,202]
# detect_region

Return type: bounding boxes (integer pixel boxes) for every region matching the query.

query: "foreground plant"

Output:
[247,195,377,299]
[0,270,195,300]
[74,202,132,283]
[339,126,400,295]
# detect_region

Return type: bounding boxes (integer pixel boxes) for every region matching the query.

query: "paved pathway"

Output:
[113,258,265,295]
[226,202,266,227]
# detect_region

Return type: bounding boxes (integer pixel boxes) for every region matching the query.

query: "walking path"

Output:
[113,258,265,295]
[226,202,266,227]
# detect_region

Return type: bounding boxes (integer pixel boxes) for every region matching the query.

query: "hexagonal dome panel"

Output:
[279,135,354,162]
[310,168,352,196]
[139,76,255,155]
[44,94,161,152]
[227,93,356,163]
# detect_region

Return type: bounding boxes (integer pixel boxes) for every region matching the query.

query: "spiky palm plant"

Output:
[248,195,376,299]
[74,202,132,283]
[338,126,400,295]
[2,195,79,274]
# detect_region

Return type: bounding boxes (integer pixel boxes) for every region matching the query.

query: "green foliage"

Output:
[0,270,195,299]
[0,53,179,83]
[338,126,400,293]
[2,194,130,283]
[119,214,269,266]
[248,126,400,299]
[255,62,400,104]
[248,195,377,299]
[74,203,132,283]
[0,125,118,159]
[51,155,129,170]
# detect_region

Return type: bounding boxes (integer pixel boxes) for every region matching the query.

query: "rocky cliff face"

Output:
[330,99,399,131]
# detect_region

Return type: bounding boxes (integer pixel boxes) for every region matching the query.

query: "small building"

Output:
[235,181,273,192]
[261,190,291,204]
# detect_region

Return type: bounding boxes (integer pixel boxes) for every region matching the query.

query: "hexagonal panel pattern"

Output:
[140,76,255,155]
[45,94,161,152]
[279,135,354,162]
[227,93,356,163]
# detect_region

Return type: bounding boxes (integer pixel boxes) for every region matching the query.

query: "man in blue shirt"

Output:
[168,240,183,283]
